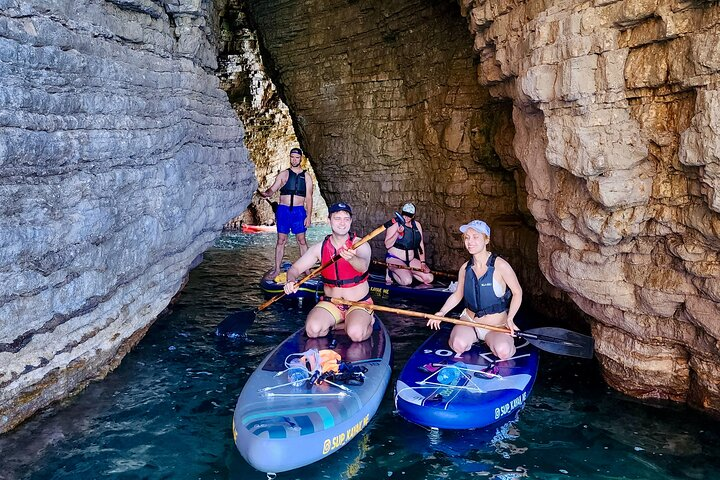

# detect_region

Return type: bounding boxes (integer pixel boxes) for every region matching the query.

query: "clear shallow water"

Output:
[1,226,719,480]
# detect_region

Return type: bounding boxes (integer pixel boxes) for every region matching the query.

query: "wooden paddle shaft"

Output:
[329,298,513,334]
[258,220,395,311]
[372,259,456,279]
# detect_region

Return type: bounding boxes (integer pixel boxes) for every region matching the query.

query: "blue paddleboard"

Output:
[233,315,391,473]
[395,327,538,429]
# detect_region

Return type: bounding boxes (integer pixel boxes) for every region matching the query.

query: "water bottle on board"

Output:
[287,359,307,386]
[437,362,466,385]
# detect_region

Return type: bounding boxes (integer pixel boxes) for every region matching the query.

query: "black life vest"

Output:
[279,169,307,210]
[392,219,422,263]
[463,253,512,316]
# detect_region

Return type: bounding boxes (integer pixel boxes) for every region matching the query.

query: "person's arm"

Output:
[416,222,429,272]
[284,243,322,293]
[338,242,371,273]
[304,174,314,227]
[428,263,466,329]
[259,171,287,198]
[496,258,522,333]
[384,222,400,249]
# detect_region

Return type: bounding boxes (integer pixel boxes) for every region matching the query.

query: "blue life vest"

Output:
[463,253,512,316]
[279,169,307,210]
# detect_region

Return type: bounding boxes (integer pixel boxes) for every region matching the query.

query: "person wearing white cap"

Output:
[427,220,522,360]
[383,202,434,285]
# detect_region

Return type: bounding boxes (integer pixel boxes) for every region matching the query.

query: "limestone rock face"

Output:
[461,0,720,413]
[243,0,568,318]
[0,0,254,432]
[245,0,720,415]
[217,4,327,228]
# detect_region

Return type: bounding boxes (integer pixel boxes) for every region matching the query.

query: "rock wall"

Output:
[246,0,720,415]
[461,0,720,414]
[217,3,327,229]
[0,0,254,433]
[244,0,570,316]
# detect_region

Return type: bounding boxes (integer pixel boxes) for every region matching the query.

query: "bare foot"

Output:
[263,269,279,280]
[385,270,393,284]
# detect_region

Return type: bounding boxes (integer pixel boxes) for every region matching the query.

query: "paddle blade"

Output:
[519,327,594,359]
[215,309,257,338]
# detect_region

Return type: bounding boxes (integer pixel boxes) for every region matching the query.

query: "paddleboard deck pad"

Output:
[233,315,392,473]
[395,327,538,430]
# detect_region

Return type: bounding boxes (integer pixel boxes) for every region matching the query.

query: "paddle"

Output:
[256,191,279,213]
[330,299,595,358]
[371,259,457,279]
[215,213,405,338]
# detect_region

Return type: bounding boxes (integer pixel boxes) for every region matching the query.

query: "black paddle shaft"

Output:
[518,327,595,359]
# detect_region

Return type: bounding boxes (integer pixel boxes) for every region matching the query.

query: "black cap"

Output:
[328,202,352,216]
[290,147,303,156]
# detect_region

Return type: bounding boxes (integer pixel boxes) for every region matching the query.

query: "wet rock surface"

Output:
[246,0,720,415]
[463,0,720,413]
[0,0,254,432]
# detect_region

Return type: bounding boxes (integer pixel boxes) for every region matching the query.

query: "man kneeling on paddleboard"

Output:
[427,220,522,360]
[284,202,375,342]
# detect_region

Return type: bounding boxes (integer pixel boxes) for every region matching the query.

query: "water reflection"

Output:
[0,227,718,480]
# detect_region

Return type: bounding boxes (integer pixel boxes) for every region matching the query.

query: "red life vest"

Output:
[320,233,369,287]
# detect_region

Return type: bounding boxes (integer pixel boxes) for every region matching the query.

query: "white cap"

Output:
[459,220,490,236]
[401,202,416,216]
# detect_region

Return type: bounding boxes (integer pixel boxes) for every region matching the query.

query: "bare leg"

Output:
[305,306,337,338]
[344,309,374,342]
[448,325,477,357]
[296,232,308,257]
[269,233,288,278]
[484,332,516,360]
[408,258,434,285]
[386,258,413,285]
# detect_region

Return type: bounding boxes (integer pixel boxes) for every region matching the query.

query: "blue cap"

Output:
[328,202,352,216]
[459,220,490,236]
[290,147,303,156]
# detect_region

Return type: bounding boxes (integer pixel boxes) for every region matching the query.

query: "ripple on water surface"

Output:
[1,226,719,480]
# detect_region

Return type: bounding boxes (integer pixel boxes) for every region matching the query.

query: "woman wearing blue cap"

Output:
[427,220,522,359]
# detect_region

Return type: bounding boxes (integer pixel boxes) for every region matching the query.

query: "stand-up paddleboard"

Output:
[367,272,454,306]
[241,224,277,233]
[233,315,392,473]
[259,263,323,301]
[395,327,538,429]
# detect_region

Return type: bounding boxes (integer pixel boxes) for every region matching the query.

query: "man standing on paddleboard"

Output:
[258,147,314,280]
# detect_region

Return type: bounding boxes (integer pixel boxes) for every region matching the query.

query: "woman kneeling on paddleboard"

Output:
[384,202,434,285]
[427,220,522,360]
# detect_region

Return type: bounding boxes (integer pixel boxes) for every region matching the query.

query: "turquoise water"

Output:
[1,226,719,480]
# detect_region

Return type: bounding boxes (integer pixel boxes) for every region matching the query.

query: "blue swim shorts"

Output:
[276,204,307,235]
